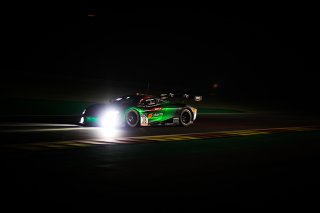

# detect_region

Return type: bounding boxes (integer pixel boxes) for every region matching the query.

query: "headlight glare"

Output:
[100,110,120,127]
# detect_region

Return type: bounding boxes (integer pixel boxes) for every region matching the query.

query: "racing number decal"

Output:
[141,114,149,126]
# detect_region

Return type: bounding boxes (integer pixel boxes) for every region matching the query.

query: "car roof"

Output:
[113,94,157,104]
[119,94,155,99]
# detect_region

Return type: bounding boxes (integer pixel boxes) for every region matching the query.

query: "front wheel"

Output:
[125,110,140,127]
[180,108,193,127]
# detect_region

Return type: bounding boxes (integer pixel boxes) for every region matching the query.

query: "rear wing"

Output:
[159,93,202,102]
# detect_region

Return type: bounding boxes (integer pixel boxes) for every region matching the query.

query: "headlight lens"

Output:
[100,110,120,127]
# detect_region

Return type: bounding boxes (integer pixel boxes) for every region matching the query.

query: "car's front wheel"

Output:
[180,108,193,127]
[125,110,140,127]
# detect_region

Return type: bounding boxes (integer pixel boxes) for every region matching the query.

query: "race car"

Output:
[79,93,197,127]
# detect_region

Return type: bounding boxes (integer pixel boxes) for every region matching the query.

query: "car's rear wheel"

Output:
[180,108,193,127]
[125,110,140,127]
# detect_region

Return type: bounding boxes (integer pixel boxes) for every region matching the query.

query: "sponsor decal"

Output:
[141,114,149,126]
[148,114,153,118]
[173,118,179,124]
[153,113,163,117]
[151,107,162,111]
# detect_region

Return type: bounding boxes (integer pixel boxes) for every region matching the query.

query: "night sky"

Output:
[2,5,317,106]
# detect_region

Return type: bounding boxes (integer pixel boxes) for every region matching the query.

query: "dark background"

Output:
[1,5,317,109]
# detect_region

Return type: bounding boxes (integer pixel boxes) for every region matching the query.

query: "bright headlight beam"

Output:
[99,109,121,138]
[98,126,120,138]
[100,110,120,128]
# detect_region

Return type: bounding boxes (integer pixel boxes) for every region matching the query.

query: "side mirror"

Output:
[194,96,202,101]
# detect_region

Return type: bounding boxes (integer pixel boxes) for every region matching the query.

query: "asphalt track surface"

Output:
[1,112,320,210]
[1,112,320,145]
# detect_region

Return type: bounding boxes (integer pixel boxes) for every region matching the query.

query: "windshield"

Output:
[112,95,142,105]
[112,95,169,106]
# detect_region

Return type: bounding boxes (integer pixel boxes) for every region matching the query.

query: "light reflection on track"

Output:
[1,126,319,151]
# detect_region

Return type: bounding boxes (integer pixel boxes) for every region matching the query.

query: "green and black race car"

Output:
[79,94,197,128]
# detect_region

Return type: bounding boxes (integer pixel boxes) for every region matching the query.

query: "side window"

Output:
[147,99,156,106]
[142,99,156,106]
[156,98,164,105]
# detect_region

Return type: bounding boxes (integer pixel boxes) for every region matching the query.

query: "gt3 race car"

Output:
[79,94,197,127]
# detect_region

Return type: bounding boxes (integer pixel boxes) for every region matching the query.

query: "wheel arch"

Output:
[179,107,194,127]
[124,108,141,127]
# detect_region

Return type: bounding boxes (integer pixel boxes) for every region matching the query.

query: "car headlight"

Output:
[100,110,120,127]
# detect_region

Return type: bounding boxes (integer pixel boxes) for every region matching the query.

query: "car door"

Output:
[140,98,165,125]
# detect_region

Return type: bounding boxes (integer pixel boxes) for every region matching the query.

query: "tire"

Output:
[180,108,193,127]
[125,110,140,127]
